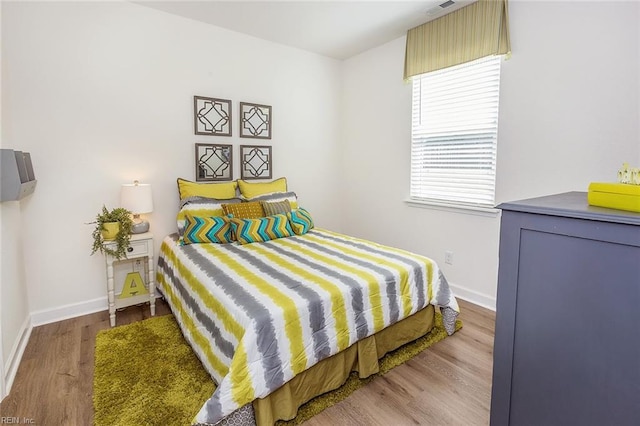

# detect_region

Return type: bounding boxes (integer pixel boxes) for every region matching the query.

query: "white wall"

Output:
[2,1,639,385]
[2,1,342,319]
[0,203,31,396]
[0,0,5,398]
[341,1,640,308]
[1,0,4,399]
[1,0,32,399]
[496,1,640,202]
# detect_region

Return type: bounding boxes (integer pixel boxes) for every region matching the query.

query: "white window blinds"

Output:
[410,55,502,208]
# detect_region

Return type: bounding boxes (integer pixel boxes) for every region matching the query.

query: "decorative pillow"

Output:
[287,208,314,235]
[177,197,241,235]
[182,215,233,244]
[230,214,294,245]
[222,201,265,219]
[261,200,291,216]
[177,178,238,200]
[237,177,287,199]
[245,191,299,210]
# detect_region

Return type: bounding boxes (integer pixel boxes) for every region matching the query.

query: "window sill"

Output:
[404,198,501,218]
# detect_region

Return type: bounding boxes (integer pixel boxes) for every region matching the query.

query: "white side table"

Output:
[104,232,156,326]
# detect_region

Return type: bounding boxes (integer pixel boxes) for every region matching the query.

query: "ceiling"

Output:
[134,1,472,60]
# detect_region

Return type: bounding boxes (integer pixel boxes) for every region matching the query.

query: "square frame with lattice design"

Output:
[240,145,272,180]
[194,96,232,136]
[239,102,272,139]
[195,143,233,181]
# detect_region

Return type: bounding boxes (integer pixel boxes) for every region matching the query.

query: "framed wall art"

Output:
[195,143,233,181]
[240,102,272,139]
[194,96,232,136]
[240,145,272,180]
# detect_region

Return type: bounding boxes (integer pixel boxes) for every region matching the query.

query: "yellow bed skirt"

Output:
[587,182,640,213]
[253,304,436,425]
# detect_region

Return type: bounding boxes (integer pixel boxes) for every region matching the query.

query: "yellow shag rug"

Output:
[94,313,461,426]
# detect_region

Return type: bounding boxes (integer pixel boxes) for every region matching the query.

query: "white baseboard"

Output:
[30,294,163,326]
[30,296,107,327]
[449,282,496,311]
[4,295,160,397]
[3,315,32,397]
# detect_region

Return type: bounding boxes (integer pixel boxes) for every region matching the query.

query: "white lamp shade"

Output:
[121,182,153,214]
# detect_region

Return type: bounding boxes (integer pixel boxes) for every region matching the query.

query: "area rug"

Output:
[94,313,462,426]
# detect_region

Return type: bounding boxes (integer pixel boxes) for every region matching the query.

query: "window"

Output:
[410,55,502,209]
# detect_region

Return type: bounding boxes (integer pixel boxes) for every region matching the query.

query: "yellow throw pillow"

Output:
[237,177,287,199]
[177,178,238,200]
[222,201,265,219]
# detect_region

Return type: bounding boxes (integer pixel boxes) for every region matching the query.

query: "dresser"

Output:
[490,192,640,426]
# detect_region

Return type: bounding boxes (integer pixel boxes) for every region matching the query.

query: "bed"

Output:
[157,179,459,425]
[156,220,459,426]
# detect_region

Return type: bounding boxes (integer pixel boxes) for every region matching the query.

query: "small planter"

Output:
[90,206,133,260]
[101,222,120,240]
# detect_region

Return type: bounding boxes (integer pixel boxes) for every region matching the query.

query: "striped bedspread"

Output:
[156,228,459,425]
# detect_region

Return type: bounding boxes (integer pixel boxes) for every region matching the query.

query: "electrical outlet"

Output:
[445,251,454,265]
[133,259,142,272]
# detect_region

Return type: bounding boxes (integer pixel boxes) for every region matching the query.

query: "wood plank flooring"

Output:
[0,299,494,425]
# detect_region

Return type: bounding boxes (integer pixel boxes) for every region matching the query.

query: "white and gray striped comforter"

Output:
[156,228,459,425]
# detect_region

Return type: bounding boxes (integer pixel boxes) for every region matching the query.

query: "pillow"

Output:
[222,201,265,219]
[261,200,291,216]
[182,215,233,244]
[245,191,299,210]
[177,178,238,200]
[287,208,314,235]
[230,214,294,245]
[237,177,287,199]
[177,197,241,235]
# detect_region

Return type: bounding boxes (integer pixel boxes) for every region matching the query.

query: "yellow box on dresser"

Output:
[587,182,640,213]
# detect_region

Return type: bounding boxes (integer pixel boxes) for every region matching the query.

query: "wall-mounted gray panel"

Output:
[1,149,37,202]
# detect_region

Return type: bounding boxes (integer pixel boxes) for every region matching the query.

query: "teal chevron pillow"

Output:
[287,208,314,235]
[182,215,233,245]
[177,196,241,236]
[230,213,294,245]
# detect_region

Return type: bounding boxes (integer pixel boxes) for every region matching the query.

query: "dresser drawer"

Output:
[126,239,149,257]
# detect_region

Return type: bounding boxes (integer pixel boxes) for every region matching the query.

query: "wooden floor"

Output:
[0,299,495,425]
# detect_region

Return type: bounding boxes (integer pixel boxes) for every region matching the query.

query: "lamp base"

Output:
[131,220,150,234]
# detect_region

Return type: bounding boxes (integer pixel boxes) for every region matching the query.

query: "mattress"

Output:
[156,228,459,425]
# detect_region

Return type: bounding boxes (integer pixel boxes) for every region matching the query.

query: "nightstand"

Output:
[104,232,156,326]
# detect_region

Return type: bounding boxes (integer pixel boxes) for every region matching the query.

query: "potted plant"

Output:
[90,206,134,260]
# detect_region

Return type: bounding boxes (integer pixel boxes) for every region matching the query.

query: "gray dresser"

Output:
[490,192,640,426]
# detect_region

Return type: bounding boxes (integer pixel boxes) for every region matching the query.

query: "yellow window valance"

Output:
[404,0,511,80]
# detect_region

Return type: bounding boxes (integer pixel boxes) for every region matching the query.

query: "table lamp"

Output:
[120,180,153,234]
